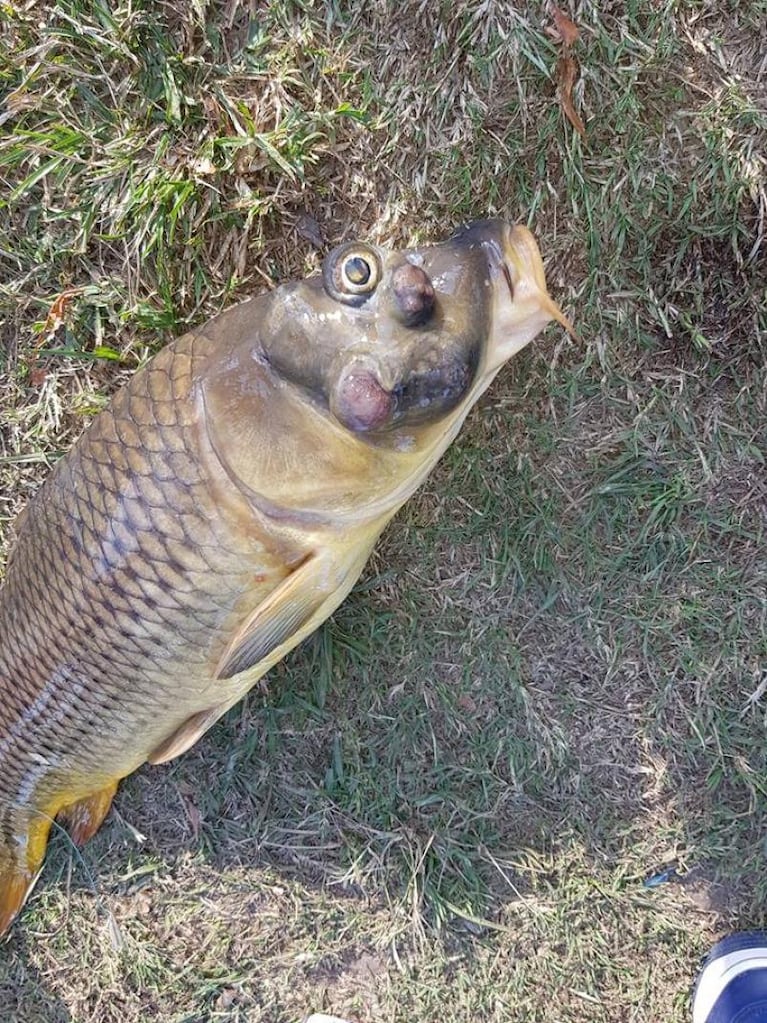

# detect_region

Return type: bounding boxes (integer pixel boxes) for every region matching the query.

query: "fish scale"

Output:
[0,220,573,935]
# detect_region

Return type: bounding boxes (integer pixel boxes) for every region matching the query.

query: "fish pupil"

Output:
[344,256,371,286]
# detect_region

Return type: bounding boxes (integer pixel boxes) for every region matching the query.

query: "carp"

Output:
[0,220,572,934]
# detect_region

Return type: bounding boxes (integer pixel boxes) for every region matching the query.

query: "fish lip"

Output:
[496,223,577,339]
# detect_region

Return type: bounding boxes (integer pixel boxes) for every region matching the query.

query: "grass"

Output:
[1,0,766,1020]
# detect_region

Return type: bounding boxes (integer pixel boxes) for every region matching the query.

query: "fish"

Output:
[0,219,573,934]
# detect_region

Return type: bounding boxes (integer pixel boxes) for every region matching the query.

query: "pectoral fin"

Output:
[215,552,331,681]
[0,812,54,936]
[149,544,372,769]
[148,552,338,766]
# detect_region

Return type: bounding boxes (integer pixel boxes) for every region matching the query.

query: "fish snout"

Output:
[443,219,575,371]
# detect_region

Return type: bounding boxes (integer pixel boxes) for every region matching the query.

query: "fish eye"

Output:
[342,256,373,290]
[323,243,381,305]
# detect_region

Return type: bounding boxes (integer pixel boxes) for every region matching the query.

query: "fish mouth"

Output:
[481,223,576,370]
[503,224,575,332]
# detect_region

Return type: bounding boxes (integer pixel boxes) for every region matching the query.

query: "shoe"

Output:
[693,932,767,1022]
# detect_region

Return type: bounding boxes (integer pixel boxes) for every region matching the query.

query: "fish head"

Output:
[201,220,573,521]
[259,219,574,442]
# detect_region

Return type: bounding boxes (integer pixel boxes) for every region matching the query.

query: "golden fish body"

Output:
[0,220,571,933]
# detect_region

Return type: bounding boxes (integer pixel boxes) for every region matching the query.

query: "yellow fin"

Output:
[0,866,35,938]
[58,781,119,846]
[0,815,53,937]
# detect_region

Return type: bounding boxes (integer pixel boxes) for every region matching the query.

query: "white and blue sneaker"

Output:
[693,932,767,1022]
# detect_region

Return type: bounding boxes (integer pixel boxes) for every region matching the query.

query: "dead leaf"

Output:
[177,786,201,840]
[549,5,580,47]
[29,365,48,388]
[191,155,217,176]
[296,212,324,249]
[557,54,587,139]
[37,288,81,346]
[47,290,75,324]
[214,988,239,1011]
[457,694,477,714]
